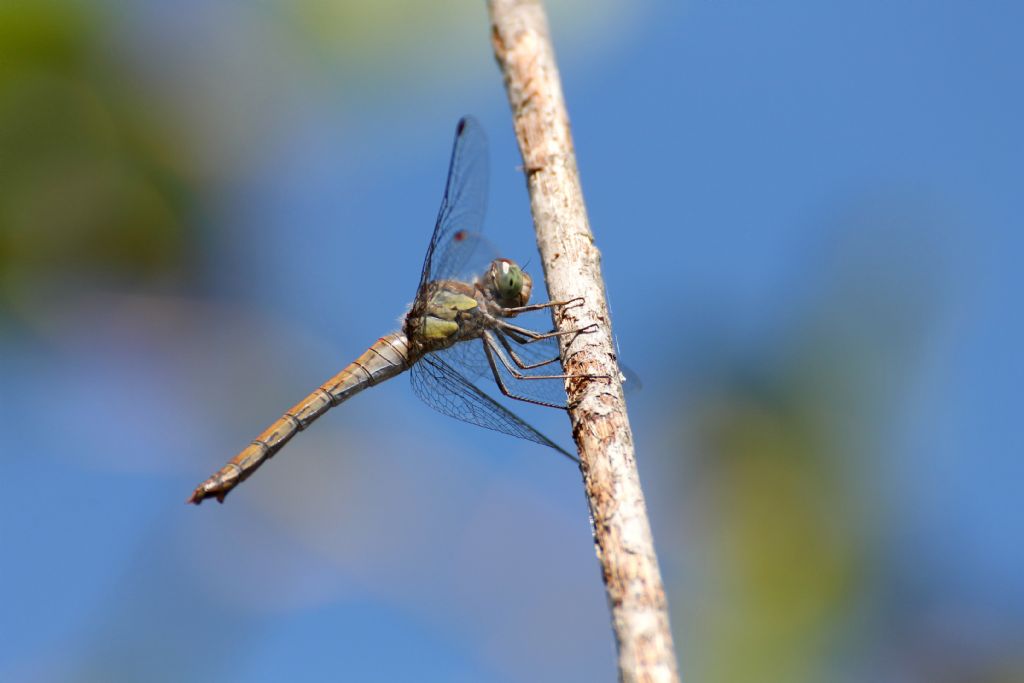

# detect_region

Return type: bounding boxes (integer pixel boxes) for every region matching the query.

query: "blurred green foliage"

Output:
[668,216,945,683]
[0,1,194,319]
[682,375,862,683]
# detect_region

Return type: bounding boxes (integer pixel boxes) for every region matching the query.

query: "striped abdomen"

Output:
[188,332,412,504]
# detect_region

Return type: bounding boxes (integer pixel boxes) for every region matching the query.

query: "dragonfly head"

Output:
[486,258,532,309]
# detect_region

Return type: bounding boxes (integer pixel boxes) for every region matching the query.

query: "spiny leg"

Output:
[500,326,594,351]
[501,327,531,345]
[500,326,570,347]
[493,329,562,370]
[481,336,568,410]
[497,296,584,317]
[495,318,598,344]
[484,331,578,382]
[490,331,611,387]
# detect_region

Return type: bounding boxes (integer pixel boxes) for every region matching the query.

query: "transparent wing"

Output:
[418,117,489,291]
[409,354,578,463]
[431,230,497,289]
[440,331,572,408]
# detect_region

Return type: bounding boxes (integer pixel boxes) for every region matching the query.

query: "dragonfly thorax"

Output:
[404,280,487,356]
[403,258,533,358]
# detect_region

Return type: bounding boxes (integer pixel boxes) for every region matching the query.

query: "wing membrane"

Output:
[440,334,571,408]
[418,117,489,290]
[409,355,578,463]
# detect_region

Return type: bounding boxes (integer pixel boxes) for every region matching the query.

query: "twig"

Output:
[487,2,681,682]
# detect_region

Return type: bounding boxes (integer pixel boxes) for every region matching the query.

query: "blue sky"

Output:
[1,1,1021,681]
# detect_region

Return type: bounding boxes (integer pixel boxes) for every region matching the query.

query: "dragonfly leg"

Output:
[494,319,598,344]
[493,329,562,370]
[492,328,610,384]
[481,335,568,410]
[497,297,585,317]
[485,332,579,382]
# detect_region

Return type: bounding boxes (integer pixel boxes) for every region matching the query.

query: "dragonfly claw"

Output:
[556,297,585,310]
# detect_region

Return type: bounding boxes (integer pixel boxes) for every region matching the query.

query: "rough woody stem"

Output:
[487,2,681,682]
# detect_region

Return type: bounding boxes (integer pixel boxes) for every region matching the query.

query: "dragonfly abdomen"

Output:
[321,333,412,402]
[187,332,412,504]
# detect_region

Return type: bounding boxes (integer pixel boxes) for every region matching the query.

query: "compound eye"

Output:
[494,261,523,300]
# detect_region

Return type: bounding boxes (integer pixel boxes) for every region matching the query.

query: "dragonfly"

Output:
[188,116,600,504]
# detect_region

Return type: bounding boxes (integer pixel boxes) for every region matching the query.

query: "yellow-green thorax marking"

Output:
[405,258,534,357]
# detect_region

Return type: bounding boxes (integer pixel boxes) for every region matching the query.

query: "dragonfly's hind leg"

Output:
[484,332,578,382]
[481,333,611,411]
[481,336,568,410]
[495,328,612,385]
[493,329,562,370]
